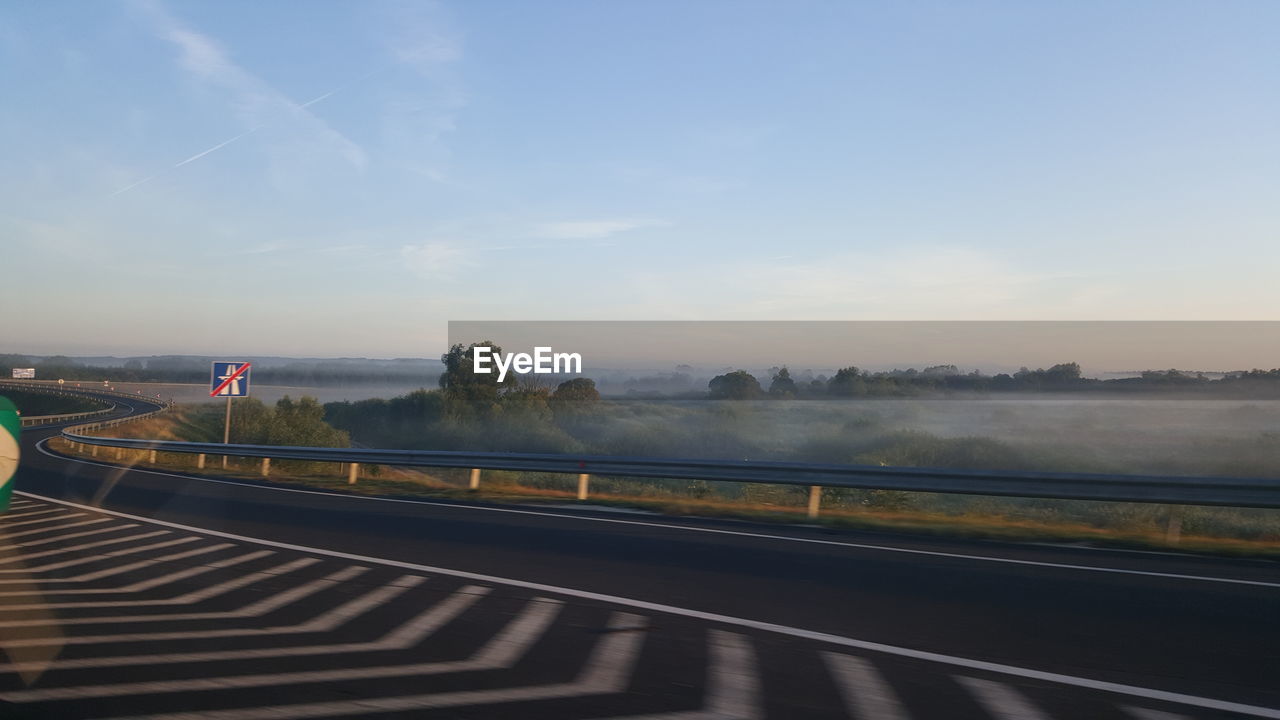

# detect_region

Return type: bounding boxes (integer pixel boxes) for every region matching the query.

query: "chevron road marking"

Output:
[0,530,170,564]
[0,543,234,586]
[824,652,909,720]
[6,520,130,547]
[0,583,488,672]
[104,610,649,720]
[0,569,416,648]
[0,517,110,541]
[3,594,564,701]
[0,535,199,573]
[0,549,274,599]
[0,556,317,612]
[17,492,1280,720]
[0,508,76,522]
[957,676,1052,720]
[0,536,200,574]
[0,563,372,627]
[605,630,763,720]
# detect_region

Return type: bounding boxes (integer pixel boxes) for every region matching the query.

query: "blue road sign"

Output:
[210,361,252,398]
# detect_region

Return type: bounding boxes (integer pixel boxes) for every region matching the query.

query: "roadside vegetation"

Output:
[61,343,1280,555]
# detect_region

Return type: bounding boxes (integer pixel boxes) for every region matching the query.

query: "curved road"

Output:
[1,390,1277,719]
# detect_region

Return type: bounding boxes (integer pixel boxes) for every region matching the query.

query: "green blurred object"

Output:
[0,396,18,513]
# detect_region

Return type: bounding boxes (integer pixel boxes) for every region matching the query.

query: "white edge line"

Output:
[14,488,1280,719]
[32,440,1280,590]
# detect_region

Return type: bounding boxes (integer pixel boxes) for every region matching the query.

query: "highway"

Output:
[1,391,1277,719]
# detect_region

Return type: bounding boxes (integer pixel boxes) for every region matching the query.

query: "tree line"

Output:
[707,364,1280,399]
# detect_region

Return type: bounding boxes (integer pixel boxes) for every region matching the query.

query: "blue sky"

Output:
[2,0,1277,357]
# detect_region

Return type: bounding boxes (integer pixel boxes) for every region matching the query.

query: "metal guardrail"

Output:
[22,380,1280,512]
[58,428,1280,509]
[0,379,171,429]
[20,407,116,427]
[0,381,117,427]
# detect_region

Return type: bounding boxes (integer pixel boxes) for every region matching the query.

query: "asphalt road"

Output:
[1,390,1277,719]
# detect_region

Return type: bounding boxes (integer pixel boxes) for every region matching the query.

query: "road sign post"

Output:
[211,362,252,470]
[0,396,19,513]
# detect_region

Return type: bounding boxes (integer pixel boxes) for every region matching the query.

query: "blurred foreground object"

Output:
[0,396,18,512]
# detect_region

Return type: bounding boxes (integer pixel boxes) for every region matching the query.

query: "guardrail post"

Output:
[577,473,590,500]
[1165,506,1183,545]
[197,453,206,470]
[348,462,359,484]
[91,446,98,457]
[469,468,481,490]
[261,457,270,477]
[807,485,822,519]
[149,450,157,464]
[114,447,122,460]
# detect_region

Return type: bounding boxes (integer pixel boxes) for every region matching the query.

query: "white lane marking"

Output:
[0,536,200,574]
[0,543,233,586]
[614,630,763,720]
[824,652,909,720]
[0,508,73,522]
[0,557,317,611]
[0,584,489,672]
[0,517,104,540]
[958,677,1052,720]
[7,520,127,546]
[0,530,170,563]
[0,549,274,599]
[102,610,648,720]
[0,564,371,628]
[0,569,414,648]
[19,490,1280,719]
[5,594,561,702]
[1124,707,1192,720]
[36,442,1279,590]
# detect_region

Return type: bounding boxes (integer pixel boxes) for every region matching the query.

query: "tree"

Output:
[550,378,600,409]
[708,370,762,400]
[827,366,867,397]
[439,342,504,421]
[768,367,798,398]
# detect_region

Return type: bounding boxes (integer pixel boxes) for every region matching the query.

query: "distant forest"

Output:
[706,363,1280,399]
[0,355,437,386]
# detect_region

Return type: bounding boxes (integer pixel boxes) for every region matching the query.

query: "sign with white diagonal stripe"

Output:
[210,361,252,397]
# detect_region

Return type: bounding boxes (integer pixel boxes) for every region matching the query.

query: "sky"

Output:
[2,0,1278,359]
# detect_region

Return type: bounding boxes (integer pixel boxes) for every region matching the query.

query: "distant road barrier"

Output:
[0,380,145,427]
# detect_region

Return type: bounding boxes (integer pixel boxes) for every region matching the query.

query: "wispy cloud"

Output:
[533,218,668,240]
[107,0,369,197]
[376,2,467,184]
[400,241,471,279]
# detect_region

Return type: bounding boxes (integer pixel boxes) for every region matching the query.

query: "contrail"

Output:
[106,64,388,199]
[173,126,261,168]
[107,174,160,198]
